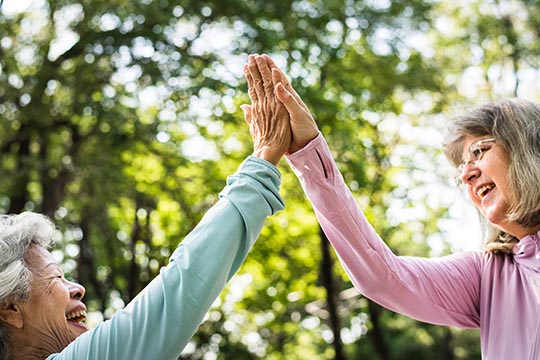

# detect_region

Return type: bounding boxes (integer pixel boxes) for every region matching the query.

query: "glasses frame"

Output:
[455,138,496,186]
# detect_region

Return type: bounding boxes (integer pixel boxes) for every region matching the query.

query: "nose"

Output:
[459,162,480,185]
[69,281,86,300]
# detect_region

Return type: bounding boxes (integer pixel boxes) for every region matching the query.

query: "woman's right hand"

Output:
[261,54,319,154]
[242,55,291,165]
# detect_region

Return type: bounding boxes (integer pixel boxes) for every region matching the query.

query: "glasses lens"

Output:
[454,138,495,187]
[470,139,495,164]
[454,175,463,188]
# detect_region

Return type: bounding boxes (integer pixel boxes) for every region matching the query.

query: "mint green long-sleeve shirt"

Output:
[47,156,284,360]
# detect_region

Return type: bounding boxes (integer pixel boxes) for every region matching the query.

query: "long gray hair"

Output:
[443,98,540,253]
[0,212,55,358]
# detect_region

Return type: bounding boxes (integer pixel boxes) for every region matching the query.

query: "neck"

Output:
[503,222,540,240]
[8,328,63,360]
[11,347,51,360]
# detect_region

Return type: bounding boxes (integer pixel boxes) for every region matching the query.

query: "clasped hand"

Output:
[242,54,319,164]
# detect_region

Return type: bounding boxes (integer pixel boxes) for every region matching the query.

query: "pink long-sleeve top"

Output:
[286,134,540,359]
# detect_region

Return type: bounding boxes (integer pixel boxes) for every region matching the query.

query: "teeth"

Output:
[66,310,87,321]
[476,184,495,198]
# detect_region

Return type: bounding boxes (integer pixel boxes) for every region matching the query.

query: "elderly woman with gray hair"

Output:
[244,53,540,359]
[0,56,291,359]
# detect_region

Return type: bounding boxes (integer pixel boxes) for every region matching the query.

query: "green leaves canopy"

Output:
[2,0,539,358]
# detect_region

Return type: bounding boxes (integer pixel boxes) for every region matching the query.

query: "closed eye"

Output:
[471,145,492,160]
[50,272,65,280]
[471,148,483,159]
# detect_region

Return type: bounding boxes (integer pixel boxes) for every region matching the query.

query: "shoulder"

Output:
[441,250,502,274]
[476,249,517,276]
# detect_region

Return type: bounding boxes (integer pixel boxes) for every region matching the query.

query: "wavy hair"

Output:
[0,212,55,358]
[443,98,540,253]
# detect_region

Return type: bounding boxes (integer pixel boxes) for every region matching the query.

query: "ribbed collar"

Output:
[513,233,540,273]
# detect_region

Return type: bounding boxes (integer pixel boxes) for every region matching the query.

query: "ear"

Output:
[0,303,24,329]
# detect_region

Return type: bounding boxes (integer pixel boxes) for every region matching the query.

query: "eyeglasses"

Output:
[455,138,496,186]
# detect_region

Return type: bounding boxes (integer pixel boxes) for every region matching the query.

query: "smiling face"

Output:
[459,135,535,238]
[13,245,88,356]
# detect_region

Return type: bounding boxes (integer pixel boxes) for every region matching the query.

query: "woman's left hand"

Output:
[242,54,291,166]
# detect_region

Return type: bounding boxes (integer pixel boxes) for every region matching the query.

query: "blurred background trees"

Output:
[1,0,539,358]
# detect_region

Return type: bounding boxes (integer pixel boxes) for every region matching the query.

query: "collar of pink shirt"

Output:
[513,232,540,273]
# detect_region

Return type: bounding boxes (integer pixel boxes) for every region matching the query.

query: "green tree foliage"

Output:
[2,0,538,358]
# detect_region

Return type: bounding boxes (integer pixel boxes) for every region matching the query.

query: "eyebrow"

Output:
[42,262,62,272]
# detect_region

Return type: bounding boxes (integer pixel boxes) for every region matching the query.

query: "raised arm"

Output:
[246,54,483,328]
[48,57,290,360]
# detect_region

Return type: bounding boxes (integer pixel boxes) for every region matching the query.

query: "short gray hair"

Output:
[443,98,540,253]
[0,212,55,357]
[0,212,55,305]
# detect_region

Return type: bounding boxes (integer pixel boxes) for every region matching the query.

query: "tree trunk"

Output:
[127,202,142,302]
[367,300,391,360]
[8,136,30,214]
[320,226,347,360]
[441,327,455,360]
[78,214,108,313]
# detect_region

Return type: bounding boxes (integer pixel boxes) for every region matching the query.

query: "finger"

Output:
[240,104,252,125]
[244,65,258,106]
[247,54,265,102]
[272,69,309,113]
[266,59,304,105]
[275,82,304,116]
[262,55,292,89]
[271,68,293,96]
[262,54,280,71]
[255,55,275,95]
[262,54,311,116]
[271,67,282,93]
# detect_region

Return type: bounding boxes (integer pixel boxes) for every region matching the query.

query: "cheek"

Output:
[31,280,70,315]
[497,175,512,199]
[26,285,77,351]
[466,187,481,207]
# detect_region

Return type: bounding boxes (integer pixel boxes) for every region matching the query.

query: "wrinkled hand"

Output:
[242,54,291,165]
[261,54,319,154]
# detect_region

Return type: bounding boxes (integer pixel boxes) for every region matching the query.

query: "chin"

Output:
[485,213,503,226]
[482,203,508,227]
[70,322,89,338]
[61,321,89,346]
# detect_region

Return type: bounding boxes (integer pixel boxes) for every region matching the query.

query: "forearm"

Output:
[286,134,481,327]
[49,156,284,360]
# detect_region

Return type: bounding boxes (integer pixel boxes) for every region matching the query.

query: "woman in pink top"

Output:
[243,54,540,359]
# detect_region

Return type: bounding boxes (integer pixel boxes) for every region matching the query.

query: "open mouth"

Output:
[66,310,87,324]
[476,183,495,199]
